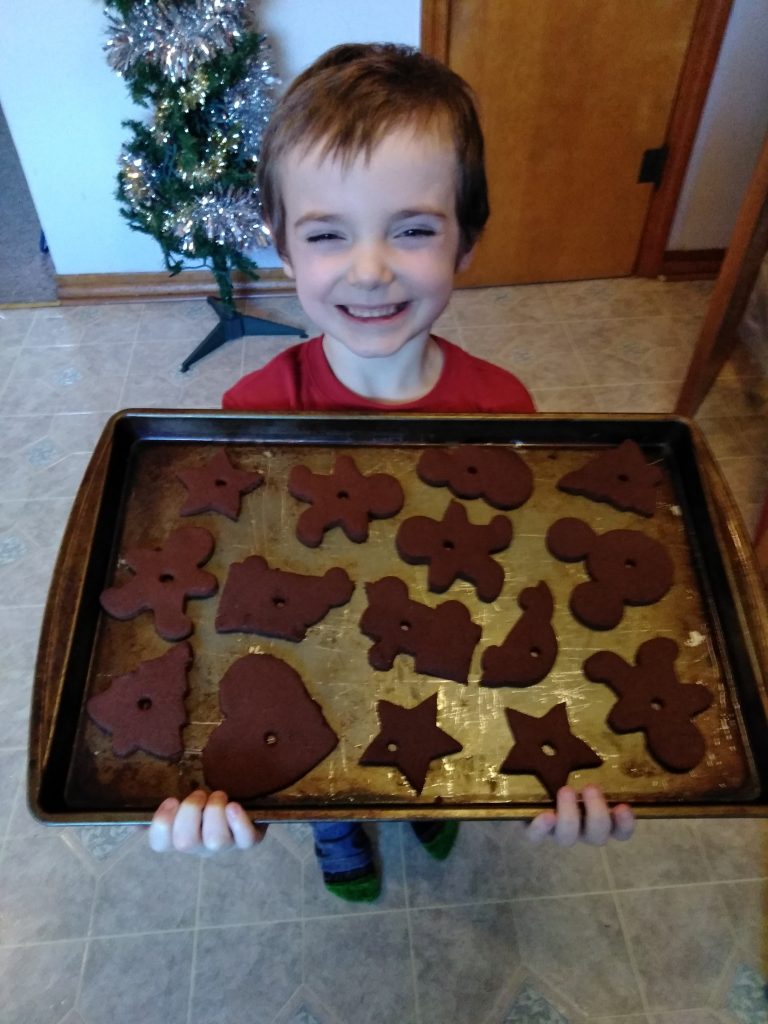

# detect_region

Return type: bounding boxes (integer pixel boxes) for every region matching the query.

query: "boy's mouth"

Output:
[337,302,408,321]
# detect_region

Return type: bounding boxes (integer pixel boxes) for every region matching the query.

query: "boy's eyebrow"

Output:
[395,208,448,221]
[293,213,339,228]
[293,208,448,228]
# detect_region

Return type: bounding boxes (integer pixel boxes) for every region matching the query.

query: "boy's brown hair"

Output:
[258,42,489,259]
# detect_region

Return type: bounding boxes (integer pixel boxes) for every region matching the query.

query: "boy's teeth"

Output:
[344,304,402,318]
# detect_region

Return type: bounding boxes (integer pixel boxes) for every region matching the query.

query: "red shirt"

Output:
[222,335,535,413]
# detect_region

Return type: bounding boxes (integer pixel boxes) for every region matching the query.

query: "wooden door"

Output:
[436,0,700,286]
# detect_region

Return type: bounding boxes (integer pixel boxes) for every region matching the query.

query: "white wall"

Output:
[0,0,420,275]
[669,0,768,251]
[1,0,766,276]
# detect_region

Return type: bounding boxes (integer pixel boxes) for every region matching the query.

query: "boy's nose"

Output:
[346,244,395,289]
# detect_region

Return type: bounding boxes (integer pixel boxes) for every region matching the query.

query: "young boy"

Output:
[149,43,635,897]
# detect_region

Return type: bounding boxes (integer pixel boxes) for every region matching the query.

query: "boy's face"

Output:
[278,126,472,361]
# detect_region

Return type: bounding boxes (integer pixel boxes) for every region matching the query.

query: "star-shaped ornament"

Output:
[499,702,602,799]
[360,693,463,794]
[176,449,263,521]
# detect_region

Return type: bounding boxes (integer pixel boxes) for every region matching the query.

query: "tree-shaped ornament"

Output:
[104,0,306,370]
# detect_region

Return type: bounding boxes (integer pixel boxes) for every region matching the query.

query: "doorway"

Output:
[0,101,57,305]
[423,0,730,287]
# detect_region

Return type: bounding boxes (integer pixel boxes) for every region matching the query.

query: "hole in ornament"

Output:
[215,478,227,487]
[530,646,541,658]
[159,572,175,583]
[387,742,399,752]
[541,743,557,757]
[137,697,152,711]
[337,490,349,500]
[467,465,478,475]
[618,473,630,483]
[443,539,455,550]
[650,699,664,711]
[264,732,278,746]
[400,620,411,631]
[624,558,637,569]
[272,596,286,608]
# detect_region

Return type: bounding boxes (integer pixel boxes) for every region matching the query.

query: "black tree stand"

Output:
[180,296,307,373]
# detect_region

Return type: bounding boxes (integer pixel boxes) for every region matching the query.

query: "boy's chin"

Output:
[323,330,431,361]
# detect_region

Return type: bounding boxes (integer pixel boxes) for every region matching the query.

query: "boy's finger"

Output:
[610,804,636,841]
[171,789,208,852]
[201,791,234,851]
[581,785,612,846]
[226,802,267,849]
[147,797,180,852]
[553,787,581,847]
[526,810,557,844]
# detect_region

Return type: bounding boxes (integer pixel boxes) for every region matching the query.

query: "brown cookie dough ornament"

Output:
[584,637,712,772]
[360,693,463,794]
[216,556,354,641]
[176,448,263,521]
[396,500,512,602]
[288,454,404,547]
[481,582,557,687]
[202,653,339,799]
[86,642,192,760]
[99,526,218,641]
[417,444,533,510]
[546,517,673,630]
[360,576,481,684]
[499,702,603,799]
[557,439,664,517]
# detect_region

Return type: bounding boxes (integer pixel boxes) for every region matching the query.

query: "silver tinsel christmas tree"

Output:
[105,0,305,370]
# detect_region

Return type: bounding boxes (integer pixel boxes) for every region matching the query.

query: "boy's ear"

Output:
[278,242,296,279]
[457,245,475,273]
[281,254,296,280]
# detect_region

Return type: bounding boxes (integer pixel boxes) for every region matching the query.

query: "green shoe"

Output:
[412,820,459,860]
[325,870,381,902]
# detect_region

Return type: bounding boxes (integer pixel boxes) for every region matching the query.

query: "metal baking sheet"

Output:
[28,412,768,822]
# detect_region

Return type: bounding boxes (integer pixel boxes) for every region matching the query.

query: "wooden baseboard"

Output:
[55,267,295,304]
[51,254,725,305]
[657,249,725,280]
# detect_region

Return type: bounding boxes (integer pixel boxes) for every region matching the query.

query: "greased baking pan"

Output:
[28,412,768,823]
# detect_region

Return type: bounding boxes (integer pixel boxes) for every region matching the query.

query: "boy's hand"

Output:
[148,789,267,854]
[525,785,635,846]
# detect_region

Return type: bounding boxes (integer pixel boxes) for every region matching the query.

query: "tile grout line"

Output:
[300,850,307,995]
[1,775,24,845]
[184,856,205,1024]
[116,334,140,411]
[560,317,606,394]
[0,858,760,951]
[68,825,106,1020]
[399,825,425,1024]
[601,848,652,1019]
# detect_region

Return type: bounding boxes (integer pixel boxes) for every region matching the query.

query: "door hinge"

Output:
[638,145,669,189]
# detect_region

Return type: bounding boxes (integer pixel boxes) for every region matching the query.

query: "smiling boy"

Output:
[221,43,534,413]
[151,44,634,896]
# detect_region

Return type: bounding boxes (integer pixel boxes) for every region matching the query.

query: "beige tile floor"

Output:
[0,279,767,1024]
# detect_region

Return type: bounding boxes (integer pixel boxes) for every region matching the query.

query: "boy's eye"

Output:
[398,227,436,238]
[305,232,341,243]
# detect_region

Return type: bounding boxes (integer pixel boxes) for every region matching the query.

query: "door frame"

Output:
[421,0,733,279]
